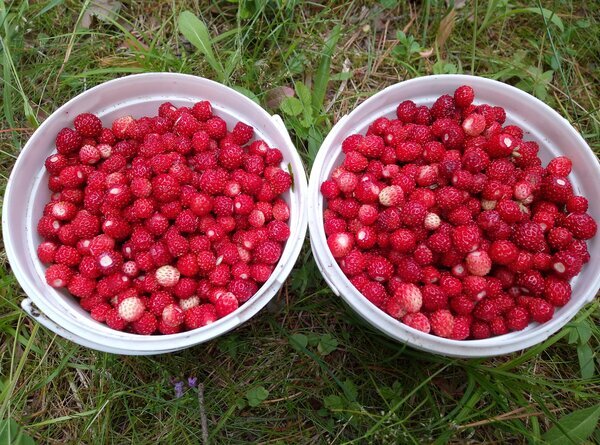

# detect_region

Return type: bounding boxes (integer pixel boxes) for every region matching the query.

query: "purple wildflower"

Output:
[188,377,198,388]
[174,381,185,398]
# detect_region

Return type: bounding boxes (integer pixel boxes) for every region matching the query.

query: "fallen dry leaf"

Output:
[436,9,456,52]
[446,0,466,9]
[419,47,434,58]
[81,0,122,29]
[265,86,295,109]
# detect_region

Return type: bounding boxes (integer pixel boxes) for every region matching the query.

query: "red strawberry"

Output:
[551,251,582,280]
[402,312,431,333]
[45,264,73,288]
[562,213,597,240]
[74,113,102,137]
[131,312,158,335]
[185,304,217,329]
[162,304,184,327]
[543,276,571,306]
[541,176,573,204]
[453,85,474,108]
[430,309,454,338]
[512,222,546,252]
[55,128,82,155]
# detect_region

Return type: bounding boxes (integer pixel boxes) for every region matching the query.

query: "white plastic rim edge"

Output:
[4,73,308,354]
[308,74,600,358]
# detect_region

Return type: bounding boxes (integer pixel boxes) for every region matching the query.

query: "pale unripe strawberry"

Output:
[465,250,492,276]
[155,265,180,287]
[424,213,441,230]
[394,283,423,313]
[481,199,497,210]
[180,295,200,311]
[379,185,404,207]
[97,143,112,158]
[118,296,145,322]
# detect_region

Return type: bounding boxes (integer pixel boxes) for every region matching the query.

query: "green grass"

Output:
[1,0,600,443]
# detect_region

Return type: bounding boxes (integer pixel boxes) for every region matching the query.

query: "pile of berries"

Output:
[321,85,597,340]
[37,101,292,335]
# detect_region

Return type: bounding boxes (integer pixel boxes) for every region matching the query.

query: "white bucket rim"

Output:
[308,74,600,357]
[4,72,308,352]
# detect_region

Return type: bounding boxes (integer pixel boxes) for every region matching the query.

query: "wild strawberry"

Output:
[465,250,492,276]
[505,306,529,331]
[562,213,597,240]
[89,303,112,322]
[430,309,454,338]
[45,264,73,288]
[542,276,571,307]
[454,85,474,108]
[402,312,430,333]
[66,273,95,298]
[77,144,100,164]
[527,298,554,323]
[74,113,102,137]
[271,199,290,222]
[393,283,423,313]
[420,284,446,311]
[451,225,481,254]
[105,309,128,331]
[366,256,394,282]
[189,100,212,121]
[474,297,501,321]
[450,294,475,316]
[327,232,354,258]
[546,156,572,176]
[185,304,217,330]
[45,153,69,175]
[214,292,238,318]
[162,303,184,327]
[343,151,368,172]
[551,251,582,280]
[151,265,179,287]
[117,296,145,322]
[55,128,82,155]
[462,113,485,137]
[130,312,158,335]
[541,175,573,204]
[435,186,463,211]
[395,141,423,162]
[487,240,517,265]
[512,222,546,252]
[396,100,417,122]
[449,316,471,340]
[431,94,456,119]
[54,245,81,267]
[146,291,173,317]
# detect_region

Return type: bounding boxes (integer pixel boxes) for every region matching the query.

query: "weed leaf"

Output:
[577,343,595,379]
[231,86,259,104]
[0,419,36,445]
[289,333,308,351]
[543,404,600,444]
[246,386,269,407]
[280,97,303,117]
[317,334,338,356]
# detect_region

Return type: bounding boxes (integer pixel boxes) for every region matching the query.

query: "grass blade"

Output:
[311,24,341,114]
[178,10,224,81]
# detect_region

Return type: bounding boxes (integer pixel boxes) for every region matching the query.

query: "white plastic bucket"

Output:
[3,73,308,355]
[308,74,600,357]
